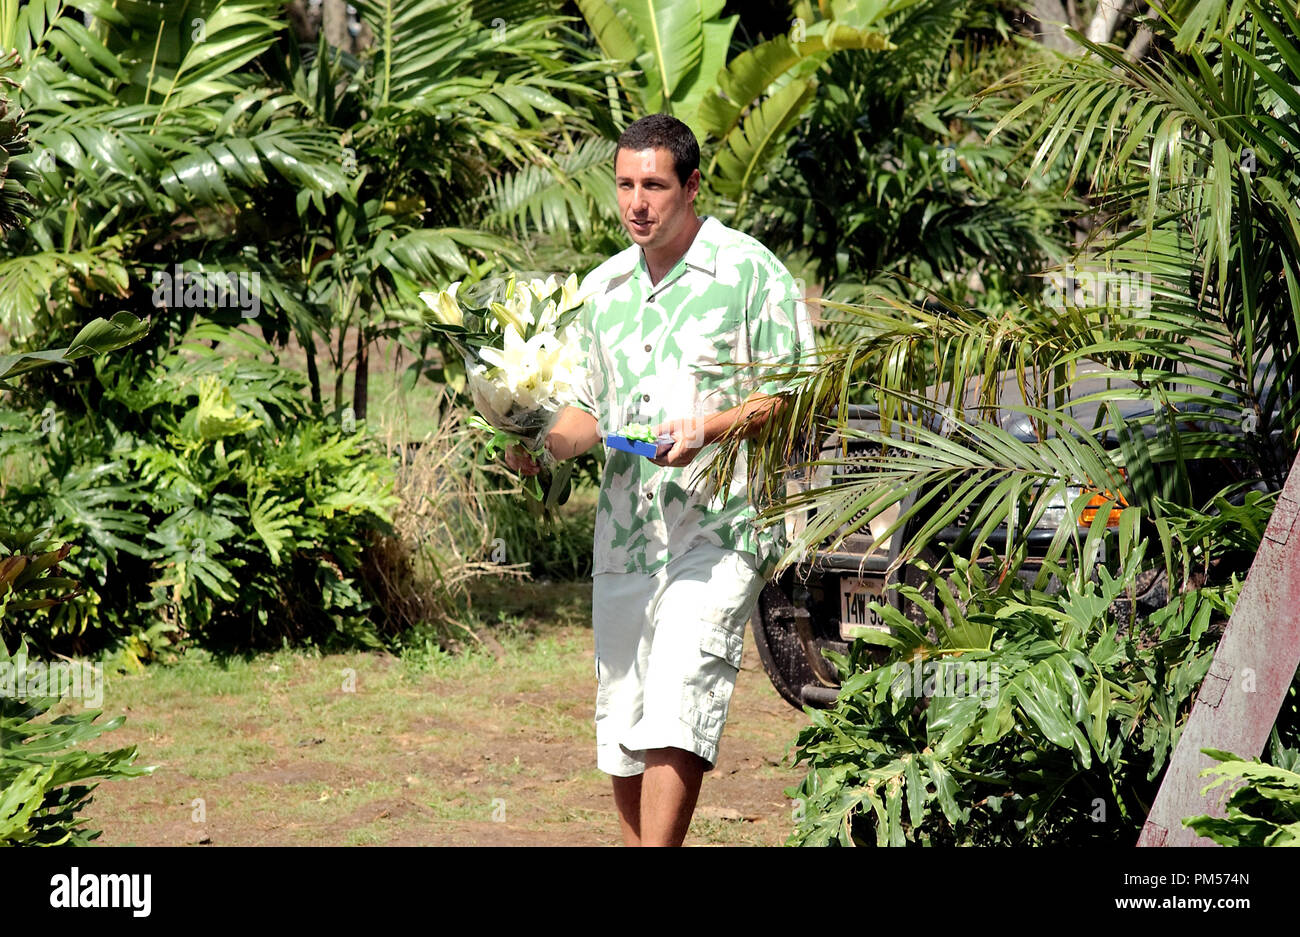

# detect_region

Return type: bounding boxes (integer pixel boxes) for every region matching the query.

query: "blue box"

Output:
[605,433,674,458]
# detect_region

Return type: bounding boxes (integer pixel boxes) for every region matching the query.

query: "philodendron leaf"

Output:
[710,78,817,198]
[0,312,147,384]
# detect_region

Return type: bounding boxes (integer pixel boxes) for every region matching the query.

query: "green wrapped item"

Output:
[620,423,657,442]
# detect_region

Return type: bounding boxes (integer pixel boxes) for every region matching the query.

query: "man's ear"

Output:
[686,168,701,201]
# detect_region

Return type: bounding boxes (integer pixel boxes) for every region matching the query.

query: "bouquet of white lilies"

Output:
[419,273,590,503]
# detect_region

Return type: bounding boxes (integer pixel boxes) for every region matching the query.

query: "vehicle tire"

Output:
[751,576,823,710]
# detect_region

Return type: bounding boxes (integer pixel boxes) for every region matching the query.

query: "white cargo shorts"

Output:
[591,544,766,777]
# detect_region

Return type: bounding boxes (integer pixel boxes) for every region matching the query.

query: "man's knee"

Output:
[645,746,709,773]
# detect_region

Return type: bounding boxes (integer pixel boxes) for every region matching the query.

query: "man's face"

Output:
[615,146,699,249]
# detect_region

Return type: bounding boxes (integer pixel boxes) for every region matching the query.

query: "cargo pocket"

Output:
[689,608,746,744]
[699,608,745,670]
[698,550,761,671]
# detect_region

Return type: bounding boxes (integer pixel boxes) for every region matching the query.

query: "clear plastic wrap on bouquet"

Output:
[465,356,565,464]
[419,273,592,506]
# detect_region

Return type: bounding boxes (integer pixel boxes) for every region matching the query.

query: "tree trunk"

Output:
[303,329,322,406]
[353,327,369,423]
[1125,4,1158,61]
[1027,0,1080,53]
[283,0,322,42]
[1086,0,1129,44]
[322,0,373,55]
[1126,24,1154,61]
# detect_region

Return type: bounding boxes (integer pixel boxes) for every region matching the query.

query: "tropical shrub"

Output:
[743,0,1077,308]
[0,637,151,845]
[1184,746,1300,847]
[504,0,914,272]
[1,325,399,654]
[0,531,81,622]
[1,0,616,424]
[785,493,1270,845]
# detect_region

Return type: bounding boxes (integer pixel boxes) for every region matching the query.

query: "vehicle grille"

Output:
[826,440,887,546]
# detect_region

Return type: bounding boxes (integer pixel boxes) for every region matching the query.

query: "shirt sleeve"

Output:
[567,295,600,420]
[748,262,814,399]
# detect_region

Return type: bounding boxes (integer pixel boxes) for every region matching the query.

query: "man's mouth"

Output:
[629,218,652,233]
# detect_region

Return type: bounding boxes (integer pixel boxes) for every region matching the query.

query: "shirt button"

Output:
[642,394,650,402]
[646,492,654,501]
[644,344,652,352]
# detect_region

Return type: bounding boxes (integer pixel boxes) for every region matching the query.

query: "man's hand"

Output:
[502,406,600,477]
[648,395,787,469]
[505,444,541,476]
[648,417,706,468]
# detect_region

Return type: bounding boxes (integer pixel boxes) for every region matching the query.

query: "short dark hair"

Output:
[616,113,700,187]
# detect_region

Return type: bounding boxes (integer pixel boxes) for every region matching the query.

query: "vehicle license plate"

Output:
[839,577,889,640]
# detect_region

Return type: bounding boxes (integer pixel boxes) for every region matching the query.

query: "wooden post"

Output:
[1138,457,1300,846]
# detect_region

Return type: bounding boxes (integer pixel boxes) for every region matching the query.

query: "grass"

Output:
[70,582,601,841]
[68,577,811,846]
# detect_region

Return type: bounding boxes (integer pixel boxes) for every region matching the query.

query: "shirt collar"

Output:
[677,215,721,278]
[607,215,721,283]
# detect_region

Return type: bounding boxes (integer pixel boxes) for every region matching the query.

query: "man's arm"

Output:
[505,405,601,475]
[545,405,602,461]
[700,392,788,446]
[650,392,788,468]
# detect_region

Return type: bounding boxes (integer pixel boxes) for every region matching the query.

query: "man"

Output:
[505,113,813,846]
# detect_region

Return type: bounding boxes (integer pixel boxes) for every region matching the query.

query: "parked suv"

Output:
[749,362,1272,710]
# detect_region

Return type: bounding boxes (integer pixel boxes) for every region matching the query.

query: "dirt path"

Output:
[82,582,812,846]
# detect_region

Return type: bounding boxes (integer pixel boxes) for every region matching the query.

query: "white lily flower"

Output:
[526,275,561,302]
[555,273,591,313]
[457,270,592,451]
[467,362,515,425]
[418,281,463,326]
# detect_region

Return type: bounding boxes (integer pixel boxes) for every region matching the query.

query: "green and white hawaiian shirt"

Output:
[568,215,815,580]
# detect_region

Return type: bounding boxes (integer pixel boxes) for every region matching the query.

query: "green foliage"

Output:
[988,0,1300,454]
[743,0,1075,304]
[787,494,1265,845]
[0,313,146,386]
[507,0,905,266]
[0,532,81,620]
[720,0,1299,585]
[1184,748,1300,847]
[0,44,35,232]
[486,479,597,580]
[1,325,398,654]
[0,637,151,845]
[0,0,612,425]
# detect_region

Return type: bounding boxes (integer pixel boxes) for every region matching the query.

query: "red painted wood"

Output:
[1138,458,1300,846]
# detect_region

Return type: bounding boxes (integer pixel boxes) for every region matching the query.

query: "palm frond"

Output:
[482,136,617,238]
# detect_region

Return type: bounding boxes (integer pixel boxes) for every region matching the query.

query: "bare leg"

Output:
[611,774,642,846]
[639,747,707,847]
